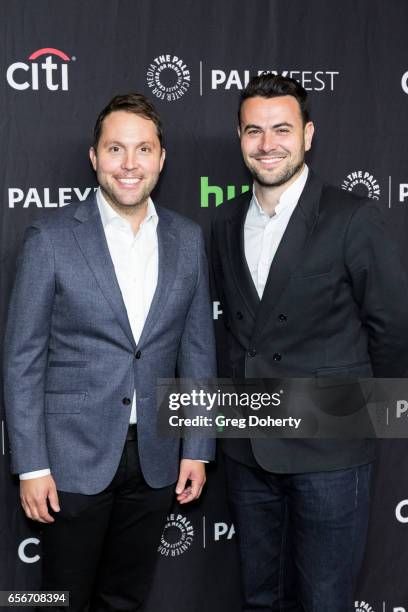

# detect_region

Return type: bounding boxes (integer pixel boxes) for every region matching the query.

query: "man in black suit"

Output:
[211,73,408,611]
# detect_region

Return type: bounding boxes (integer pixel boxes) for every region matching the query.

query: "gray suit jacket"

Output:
[4,195,216,493]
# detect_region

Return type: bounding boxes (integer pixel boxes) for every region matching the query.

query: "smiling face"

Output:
[239,95,314,191]
[89,110,165,214]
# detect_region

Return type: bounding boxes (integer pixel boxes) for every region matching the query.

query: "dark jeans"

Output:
[39,430,173,612]
[225,456,372,612]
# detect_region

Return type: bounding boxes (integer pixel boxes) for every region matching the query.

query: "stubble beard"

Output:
[99,176,158,216]
[249,156,305,189]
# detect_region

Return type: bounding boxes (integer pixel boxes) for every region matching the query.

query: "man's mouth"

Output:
[254,155,286,167]
[116,177,142,185]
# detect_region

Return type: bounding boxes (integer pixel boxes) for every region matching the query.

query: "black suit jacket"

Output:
[212,170,408,472]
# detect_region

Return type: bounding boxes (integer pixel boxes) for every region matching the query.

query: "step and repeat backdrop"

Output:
[1,1,408,611]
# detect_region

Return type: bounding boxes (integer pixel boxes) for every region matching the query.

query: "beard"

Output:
[100,183,150,212]
[250,157,305,188]
[245,140,306,190]
[98,173,159,215]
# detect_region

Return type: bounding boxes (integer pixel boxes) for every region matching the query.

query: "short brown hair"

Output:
[93,93,163,148]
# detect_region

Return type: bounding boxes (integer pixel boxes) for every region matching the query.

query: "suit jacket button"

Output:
[273,353,282,361]
[248,349,257,357]
[135,350,141,359]
[278,314,287,322]
[122,397,131,405]
[236,311,243,320]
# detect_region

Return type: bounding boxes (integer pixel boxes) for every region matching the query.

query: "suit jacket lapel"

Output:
[72,195,136,349]
[251,171,323,343]
[137,206,179,347]
[227,193,260,318]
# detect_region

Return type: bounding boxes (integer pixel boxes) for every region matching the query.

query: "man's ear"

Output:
[304,122,314,152]
[89,147,97,171]
[159,147,166,172]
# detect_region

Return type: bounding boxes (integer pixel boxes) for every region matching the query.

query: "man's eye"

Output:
[140,146,151,153]
[109,146,120,153]
[247,130,260,135]
[277,128,289,133]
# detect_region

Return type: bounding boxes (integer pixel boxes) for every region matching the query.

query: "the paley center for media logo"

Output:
[145,58,339,98]
[341,171,408,207]
[341,170,381,200]
[157,513,235,558]
[355,602,375,612]
[356,602,407,612]
[146,54,190,102]
[6,47,75,91]
[158,513,195,557]
[401,71,408,94]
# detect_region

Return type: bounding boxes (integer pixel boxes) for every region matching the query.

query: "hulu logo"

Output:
[200,177,250,207]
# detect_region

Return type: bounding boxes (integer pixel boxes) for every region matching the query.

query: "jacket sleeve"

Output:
[3,224,55,474]
[176,226,217,461]
[345,202,408,377]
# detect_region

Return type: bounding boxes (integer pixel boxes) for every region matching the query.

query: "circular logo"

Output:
[395,499,408,523]
[402,70,408,94]
[355,602,375,612]
[341,170,380,200]
[146,54,190,102]
[158,513,195,557]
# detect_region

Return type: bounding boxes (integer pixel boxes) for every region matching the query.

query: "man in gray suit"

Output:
[4,93,216,611]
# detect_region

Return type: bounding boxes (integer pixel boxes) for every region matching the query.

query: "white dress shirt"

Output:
[97,187,158,425]
[244,165,309,298]
[20,189,158,479]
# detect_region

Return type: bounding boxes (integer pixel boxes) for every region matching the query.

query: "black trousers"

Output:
[38,428,174,612]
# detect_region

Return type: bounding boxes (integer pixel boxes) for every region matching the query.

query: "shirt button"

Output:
[236,311,243,320]
[135,350,141,359]
[122,397,131,405]
[278,314,287,322]
[273,353,282,361]
[248,349,257,358]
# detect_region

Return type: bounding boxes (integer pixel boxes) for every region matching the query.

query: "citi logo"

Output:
[6,47,74,91]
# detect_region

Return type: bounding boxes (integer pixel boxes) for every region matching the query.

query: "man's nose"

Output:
[121,151,138,170]
[258,131,277,152]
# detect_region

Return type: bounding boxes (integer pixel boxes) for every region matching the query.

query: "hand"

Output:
[20,475,60,523]
[175,460,206,504]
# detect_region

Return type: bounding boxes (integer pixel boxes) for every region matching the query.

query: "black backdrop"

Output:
[1,2,408,611]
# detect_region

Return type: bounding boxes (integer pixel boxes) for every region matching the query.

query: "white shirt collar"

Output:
[96,187,158,231]
[251,164,309,217]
